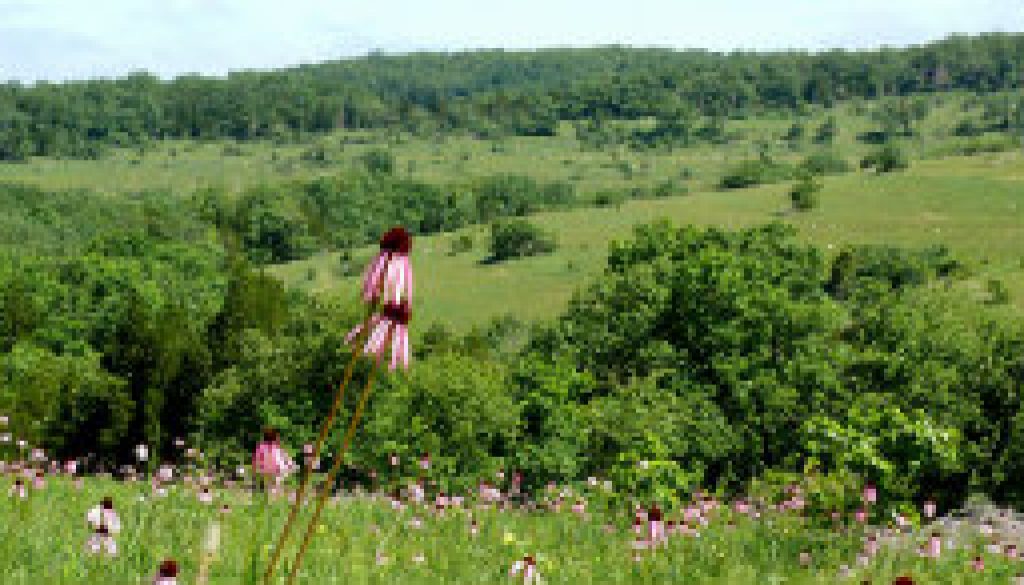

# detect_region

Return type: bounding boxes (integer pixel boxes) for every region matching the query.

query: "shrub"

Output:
[359,148,395,175]
[719,158,794,189]
[789,175,821,211]
[800,151,851,176]
[593,190,627,208]
[860,144,909,173]
[488,219,557,261]
[448,233,474,256]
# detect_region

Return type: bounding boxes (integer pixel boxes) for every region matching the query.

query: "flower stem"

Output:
[285,357,382,585]
[263,312,372,585]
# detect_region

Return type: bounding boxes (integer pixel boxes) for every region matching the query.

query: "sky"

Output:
[1,0,1022,82]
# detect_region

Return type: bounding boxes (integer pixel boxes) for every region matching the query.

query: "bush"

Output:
[789,175,821,211]
[800,151,851,176]
[360,148,395,175]
[593,190,627,208]
[448,233,474,256]
[860,144,909,173]
[719,158,794,189]
[488,219,557,262]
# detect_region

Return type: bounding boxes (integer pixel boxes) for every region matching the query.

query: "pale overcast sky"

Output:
[1,0,1022,82]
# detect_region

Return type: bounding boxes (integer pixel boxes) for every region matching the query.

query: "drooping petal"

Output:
[361,253,389,302]
[403,256,413,303]
[400,325,410,369]
[365,319,390,357]
[389,327,402,371]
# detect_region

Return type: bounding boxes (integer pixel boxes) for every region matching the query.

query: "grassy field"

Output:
[271,151,1024,333]
[0,91,1020,334]
[0,92,1009,198]
[1,473,1020,585]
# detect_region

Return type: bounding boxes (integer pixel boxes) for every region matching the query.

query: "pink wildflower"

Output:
[87,497,121,534]
[862,484,877,505]
[510,555,540,584]
[344,301,412,371]
[252,428,296,479]
[9,479,26,499]
[972,555,985,572]
[923,500,936,519]
[86,525,117,556]
[153,559,178,585]
[361,227,413,305]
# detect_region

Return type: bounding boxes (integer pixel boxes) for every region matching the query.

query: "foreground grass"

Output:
[2,476,1021,584]
[271,152,1024,332]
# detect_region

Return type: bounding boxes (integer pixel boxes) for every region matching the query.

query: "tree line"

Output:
[2,34,1023,160]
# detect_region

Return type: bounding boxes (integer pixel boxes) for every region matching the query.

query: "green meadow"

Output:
[270,151,1024,332]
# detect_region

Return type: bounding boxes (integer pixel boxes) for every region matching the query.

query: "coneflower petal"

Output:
[402,256,413,303]
[401,325,410,369]
[365,320,388,357]
[362,253,388,302]
[389,329,401,371]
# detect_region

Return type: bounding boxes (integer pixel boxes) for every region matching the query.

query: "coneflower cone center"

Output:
[381,302,411,325]
[379,227,412,255]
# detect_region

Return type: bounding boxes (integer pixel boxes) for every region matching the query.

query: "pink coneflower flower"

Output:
[344,301,411,371]
[571,500,586,516]
[362,227,413,305]
[925,533,942,558]
[862,484,877,505]
[87,497,121,534]
[86,524,117,556]
[153,559,178,585]
[469,520,479,537]
[864,536,879,557]
[253,428,296,479]
[30,448,45,462]
[854,508,868,523]
[65,460,78,475]
[510,555,540,584]
[157,464,173,482]
[923,500,936,519]
[972,555,985,571]
[419,452,430,471]
[1006,544,1019,559]
[9,479,26,499]
[648,505,666,547]
[198,488,213,504]
[32,470,45,490]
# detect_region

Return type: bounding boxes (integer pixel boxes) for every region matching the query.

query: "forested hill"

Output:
[2,34,1023,159]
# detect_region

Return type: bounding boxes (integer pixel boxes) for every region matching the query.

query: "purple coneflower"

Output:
[344,302,411,371]
[510,555,540,584]
[362,227,413,305]
[9,479,26,499]
[253,428,296,480]
[153,559,178,585]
